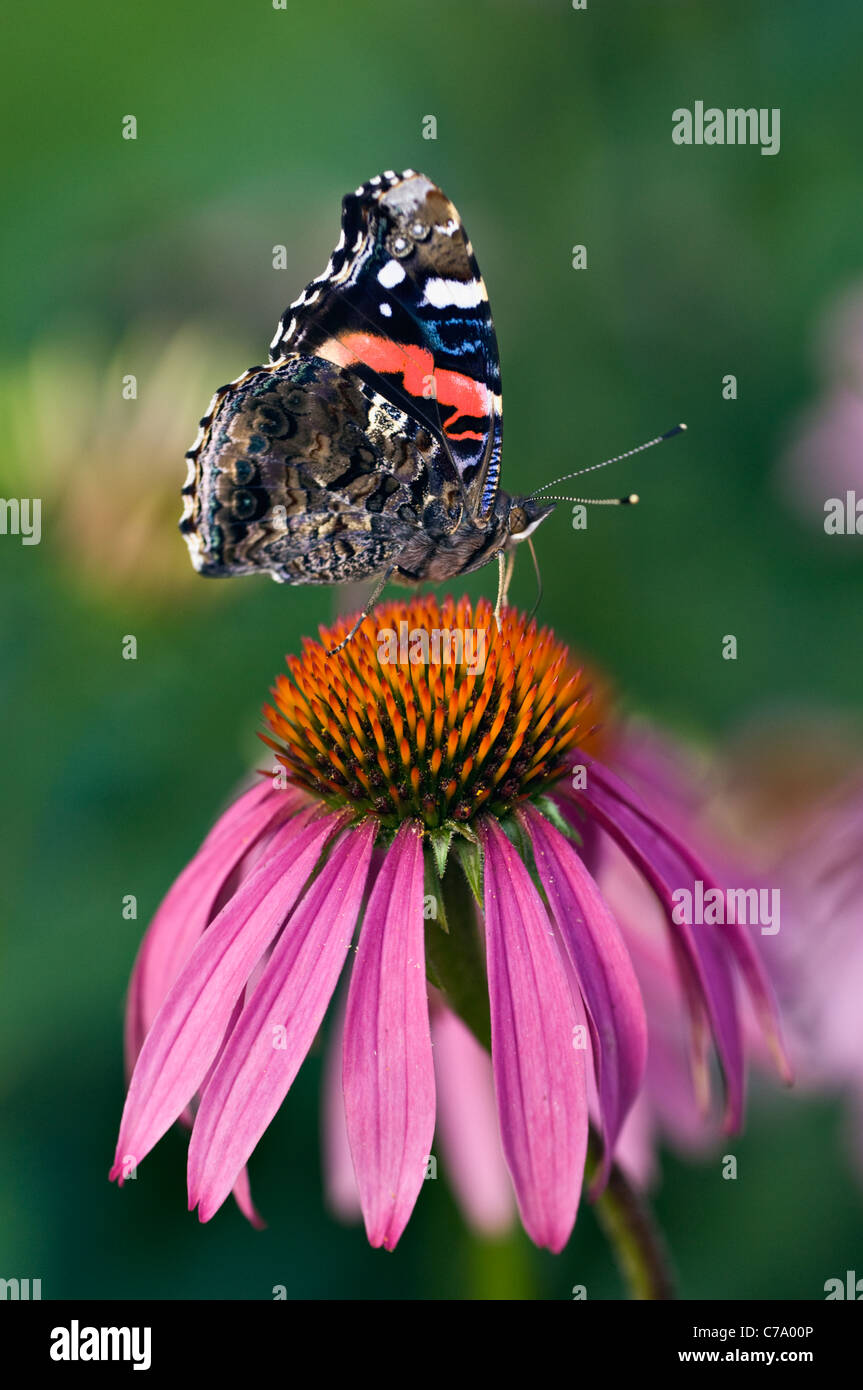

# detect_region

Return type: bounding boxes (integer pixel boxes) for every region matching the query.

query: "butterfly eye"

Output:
[408,219,430,241]
[387,231,413,258]
[508,506,528,535]
[232,488,258,521]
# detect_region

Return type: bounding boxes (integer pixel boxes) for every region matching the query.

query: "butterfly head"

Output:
[501,493,556,548]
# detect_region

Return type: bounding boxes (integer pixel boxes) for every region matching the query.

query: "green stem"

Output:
[585,1131,675,1300]
[424,856,491,1051]
[427,847,676,1301]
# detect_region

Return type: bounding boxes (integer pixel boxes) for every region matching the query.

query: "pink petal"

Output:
[717,914,793,1086]
[647,1027,719,1154]
[125,781,303,1072]
[343,821,432,1250]
[604,762,790,1083]
[321,988,362,1223]
[189,966,274,1228]
[230,1165,266,1230]
[559,758,746,1129]
[522,804,647,1192]
[479,817,587,1252]
[188,819,376,1223]
[111,807,338,1181]
[432,1004,515,1236]
[614,1091,657,1190]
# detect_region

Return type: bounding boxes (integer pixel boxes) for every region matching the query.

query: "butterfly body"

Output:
[181,171,552,592]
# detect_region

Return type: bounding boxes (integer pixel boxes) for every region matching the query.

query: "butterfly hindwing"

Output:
[268,171,504,520]
[180,355,459,584]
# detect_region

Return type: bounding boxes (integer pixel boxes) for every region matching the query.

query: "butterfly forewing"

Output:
[268,171,504,520]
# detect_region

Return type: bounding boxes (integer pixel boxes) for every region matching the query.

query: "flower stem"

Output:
[585,1131,676,1300]
[424,855,491,1051]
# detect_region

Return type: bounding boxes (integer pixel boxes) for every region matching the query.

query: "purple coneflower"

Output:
[111,595,786,1253]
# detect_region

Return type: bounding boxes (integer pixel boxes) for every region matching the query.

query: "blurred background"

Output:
[2,0,862,1299]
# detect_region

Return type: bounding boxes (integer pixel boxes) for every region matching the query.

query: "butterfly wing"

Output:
[180,355,457,584]
[268,171,504,521]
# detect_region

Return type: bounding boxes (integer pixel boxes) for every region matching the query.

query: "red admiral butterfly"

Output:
[181,170,683,649]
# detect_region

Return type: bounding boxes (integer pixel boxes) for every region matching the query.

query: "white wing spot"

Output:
[423,277,483,309]
[377,259,406,289]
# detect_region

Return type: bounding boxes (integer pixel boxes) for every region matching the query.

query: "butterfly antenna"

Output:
[529,423,687,500]
[538,492,640,505]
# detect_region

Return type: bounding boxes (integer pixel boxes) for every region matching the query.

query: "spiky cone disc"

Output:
[261,595,608,831]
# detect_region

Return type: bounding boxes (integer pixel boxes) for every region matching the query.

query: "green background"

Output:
[1,0,861,1298]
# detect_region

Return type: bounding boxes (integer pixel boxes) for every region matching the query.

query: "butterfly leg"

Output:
[494,549,516,631]
[326,563,400,656]
[503,548,516,603]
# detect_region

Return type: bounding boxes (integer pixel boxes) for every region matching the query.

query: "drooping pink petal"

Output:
[602,729,792,1082]
[188,819,376,1223]
[592,819,716,1116]
[522,804,647,1192]
[646,1026,721,1155]
[608,722,708,828]
[479,816,587,1253]
[124,781,304,1071]
[188,962,274,1228]
[230,1165,266,1230]
[608,750,789,1084]
[614,1091,657,1190]
[110,807,339,1182]
[121,783,305,1191]
[558,756,747,1129]
[321,988,362,1223]
[601,751,791,1084]
[432,1004,515,1236]
[721,914,793,1085]
[343,820,432,1250]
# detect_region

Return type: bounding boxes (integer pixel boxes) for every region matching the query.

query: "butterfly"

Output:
[181,170,682,650]
[180,170,557,647]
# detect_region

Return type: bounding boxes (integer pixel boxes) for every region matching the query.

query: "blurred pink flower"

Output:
[770,780,863,1166]
[778,283,863,524]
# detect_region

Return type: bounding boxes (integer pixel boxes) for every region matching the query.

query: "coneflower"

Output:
[111,596,787,1257]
